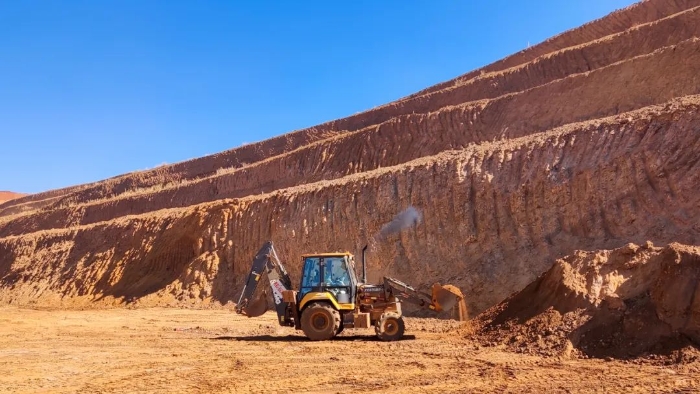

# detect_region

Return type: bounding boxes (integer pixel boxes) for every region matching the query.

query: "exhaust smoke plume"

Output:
[363,206,423,274]
[376,206,422,241]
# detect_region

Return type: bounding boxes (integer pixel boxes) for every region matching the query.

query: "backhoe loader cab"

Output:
[235,241,467,341]
[299,253,357,307]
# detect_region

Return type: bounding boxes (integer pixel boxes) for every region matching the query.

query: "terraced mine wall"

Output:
[411,0,700,96]
[1,98,698,314]
[2,32,700,236]
[0,0,699,316]
[1,0,696,216]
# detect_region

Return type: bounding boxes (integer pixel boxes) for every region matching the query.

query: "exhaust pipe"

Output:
[362,244,368,284]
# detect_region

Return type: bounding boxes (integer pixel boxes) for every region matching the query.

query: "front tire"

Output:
[375,312,405,341]
[301,302,340,341]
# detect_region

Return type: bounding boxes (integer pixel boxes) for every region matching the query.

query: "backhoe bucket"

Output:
[240,294,268,318]
[431,283,468,320]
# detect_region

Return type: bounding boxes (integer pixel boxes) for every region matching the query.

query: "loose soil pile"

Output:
[472,242,700,362]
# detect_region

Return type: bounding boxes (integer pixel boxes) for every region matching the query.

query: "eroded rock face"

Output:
[1,98,699,314]
[0,0,699,315]
[473,242,700,359]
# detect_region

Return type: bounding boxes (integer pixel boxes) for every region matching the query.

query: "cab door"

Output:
[299,257,321,301]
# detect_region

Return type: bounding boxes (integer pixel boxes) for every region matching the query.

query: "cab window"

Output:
[300,257,320,298]
[323,257,353,303]
[323,257,351,286]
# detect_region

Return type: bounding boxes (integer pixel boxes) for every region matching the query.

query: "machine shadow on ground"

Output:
[212,334,417,342]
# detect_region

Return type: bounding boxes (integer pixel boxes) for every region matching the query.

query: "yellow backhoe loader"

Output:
[235,241,467,341]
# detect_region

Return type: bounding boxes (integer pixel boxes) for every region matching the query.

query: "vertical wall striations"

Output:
[3,0,698,217]
[2,35,700,236]
[1,0,699,313]
[1,98,698,313]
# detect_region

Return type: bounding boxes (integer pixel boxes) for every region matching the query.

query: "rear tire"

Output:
[375,312,405,341]
[301,302,340,341]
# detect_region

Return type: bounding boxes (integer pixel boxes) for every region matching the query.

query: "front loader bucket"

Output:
[431,284,468,321]
[240,294,268,318]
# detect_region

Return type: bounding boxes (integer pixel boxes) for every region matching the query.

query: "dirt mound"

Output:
[0,191,26,204]
[472,242,700,361]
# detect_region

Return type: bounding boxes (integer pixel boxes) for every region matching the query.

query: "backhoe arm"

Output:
[235,241,293,322]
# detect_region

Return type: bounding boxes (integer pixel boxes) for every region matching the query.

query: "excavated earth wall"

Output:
[2,32,700,234]
[2,0,698,216]
[410,0,700,97]
[0,0,699,317]
[1,98,698,314]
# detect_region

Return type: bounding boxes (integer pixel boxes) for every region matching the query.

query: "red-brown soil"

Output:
[472,242,700,361]
[0,191,25,204]
[2,1,699,219]
[0,0,698,330]
[1,2,700,390]
[2,307,698,393]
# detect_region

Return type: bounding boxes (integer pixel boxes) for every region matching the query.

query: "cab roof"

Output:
[300,252,354,258]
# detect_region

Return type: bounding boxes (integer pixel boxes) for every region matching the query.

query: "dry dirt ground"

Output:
[1,307,698,393]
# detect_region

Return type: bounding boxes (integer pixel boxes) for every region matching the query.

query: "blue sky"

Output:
[0,0,637,194]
